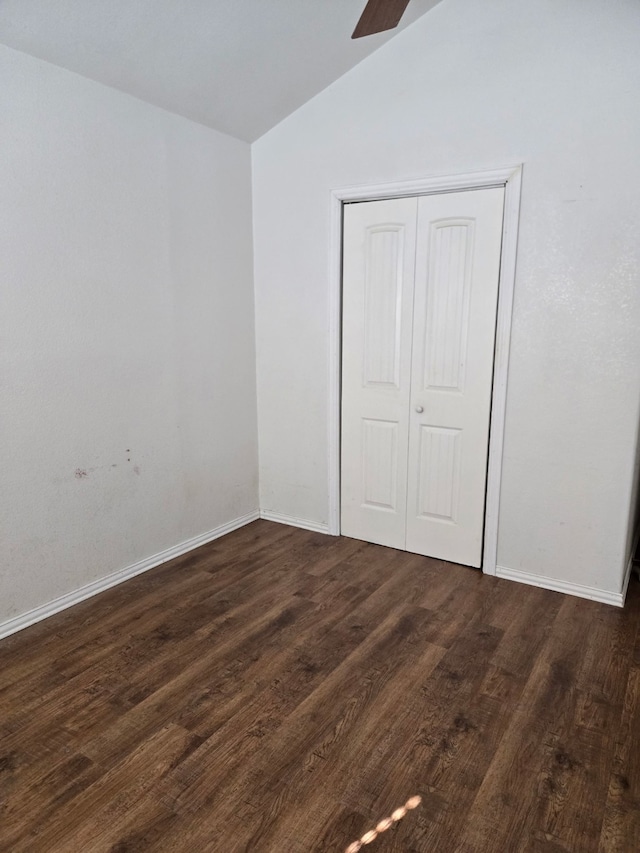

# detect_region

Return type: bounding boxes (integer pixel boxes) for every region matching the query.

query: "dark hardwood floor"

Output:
[1,520,639,852]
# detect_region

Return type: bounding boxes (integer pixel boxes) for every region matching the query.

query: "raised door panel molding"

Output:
[423,219,474,393]
[362,418,399,511]
[363,225,404,388]
[416,425,461,523]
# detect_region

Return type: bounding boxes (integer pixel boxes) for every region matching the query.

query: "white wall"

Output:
[627,425,640,569]
[253,0,640,597]
[0,45,258,627]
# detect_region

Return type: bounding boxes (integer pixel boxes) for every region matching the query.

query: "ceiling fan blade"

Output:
[352,0,412,39]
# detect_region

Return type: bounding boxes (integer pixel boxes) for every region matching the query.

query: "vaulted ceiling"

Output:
[0,0,442,141]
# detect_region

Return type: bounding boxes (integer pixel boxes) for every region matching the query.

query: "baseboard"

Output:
[0,510,260,641]
[259,510,330,534]
[495,565,626,607]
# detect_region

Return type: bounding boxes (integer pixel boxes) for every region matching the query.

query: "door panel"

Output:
[422,221,473,392]
[406,188,505,566]
[362,418,399,510]
[341,197,418,549]
[416,425,462,522]
[363,227,404,388]
[341,187,504,568]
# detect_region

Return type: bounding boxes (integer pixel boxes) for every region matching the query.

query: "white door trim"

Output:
[327,165,523,576]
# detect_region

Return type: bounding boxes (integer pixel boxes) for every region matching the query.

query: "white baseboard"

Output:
[0,510,260,641]
[260,510,330,534]
[496,565,627,608]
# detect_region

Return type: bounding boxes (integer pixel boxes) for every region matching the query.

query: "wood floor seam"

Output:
[1,520,638,852]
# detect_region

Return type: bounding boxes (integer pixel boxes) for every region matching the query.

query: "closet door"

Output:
[341,197,418,549]
[405,188,505,567]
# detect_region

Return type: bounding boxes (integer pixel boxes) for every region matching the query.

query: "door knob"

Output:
[415,405,424,413]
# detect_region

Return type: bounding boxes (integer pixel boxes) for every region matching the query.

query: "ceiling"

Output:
[0,0,442,142]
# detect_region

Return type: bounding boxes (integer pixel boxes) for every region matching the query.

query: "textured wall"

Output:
[0,46,258,624]
[252,0,640,596]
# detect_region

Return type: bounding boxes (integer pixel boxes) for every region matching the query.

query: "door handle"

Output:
[415,405,424,414]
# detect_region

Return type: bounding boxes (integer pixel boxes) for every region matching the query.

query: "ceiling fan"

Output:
[352,0,412,39]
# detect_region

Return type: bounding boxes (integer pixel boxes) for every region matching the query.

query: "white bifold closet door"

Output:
[341,187,504,568]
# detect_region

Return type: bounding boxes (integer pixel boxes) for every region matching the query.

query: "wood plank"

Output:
[0,524,638,853]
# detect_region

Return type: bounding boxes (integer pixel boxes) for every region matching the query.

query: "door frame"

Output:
[327,165,523,576]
